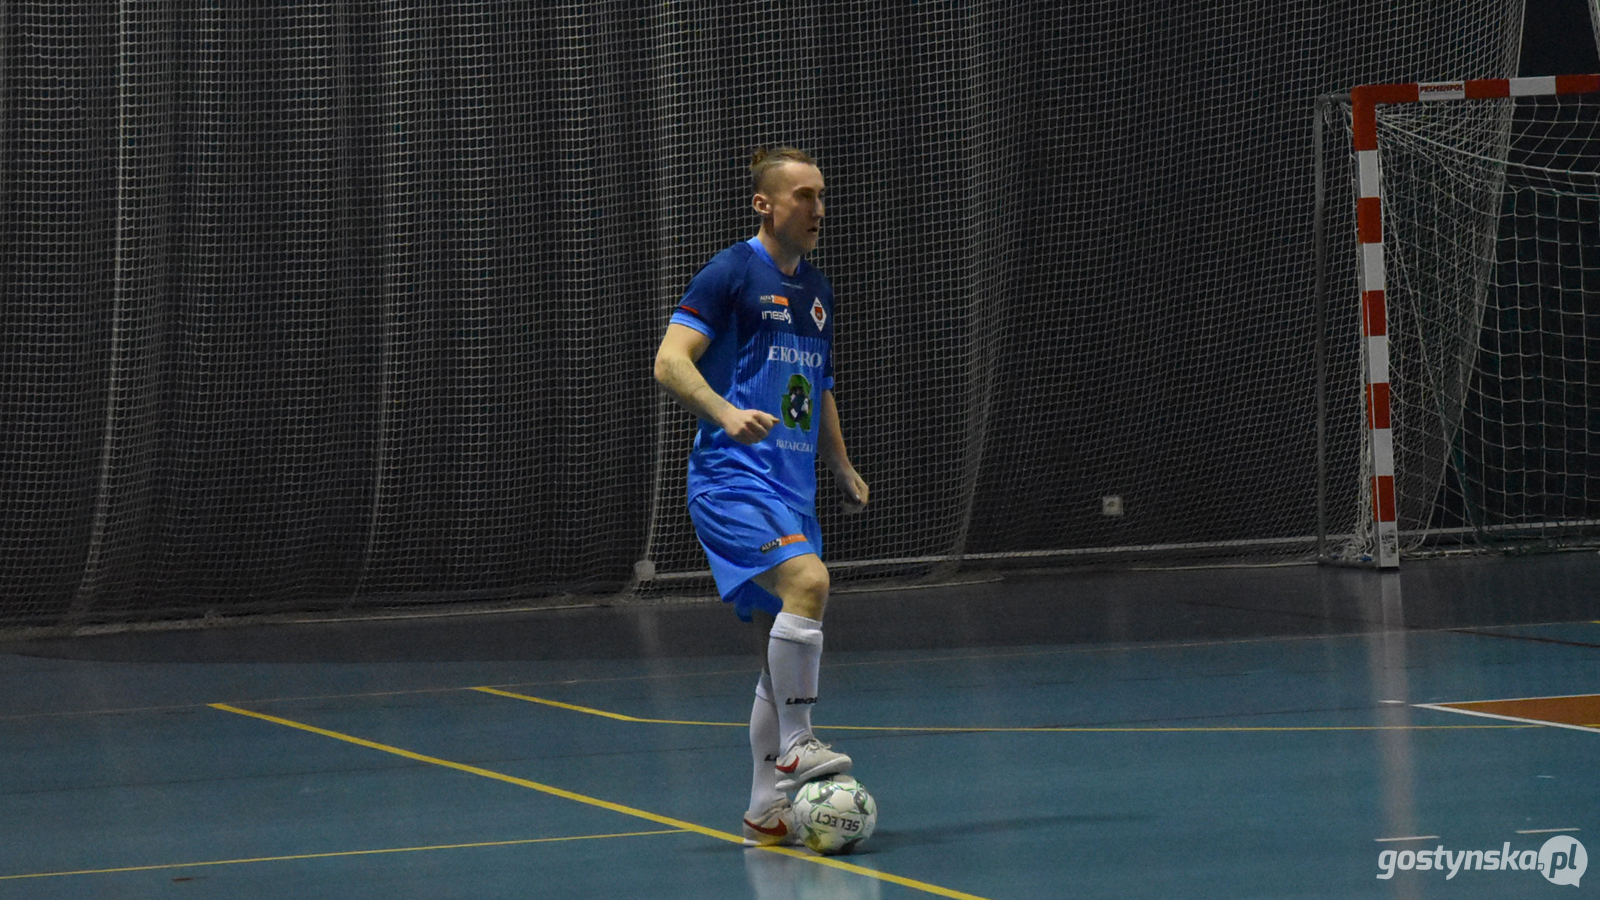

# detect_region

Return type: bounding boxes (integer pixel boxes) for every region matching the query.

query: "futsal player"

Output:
[653,146,869,847]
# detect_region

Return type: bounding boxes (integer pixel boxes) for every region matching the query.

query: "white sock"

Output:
[767,612,824,754]
[747,670,782,815]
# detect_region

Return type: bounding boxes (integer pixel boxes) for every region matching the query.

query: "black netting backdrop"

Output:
[0,1,1529,629]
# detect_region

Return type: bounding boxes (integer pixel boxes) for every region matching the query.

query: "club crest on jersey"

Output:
[810,298,826,330]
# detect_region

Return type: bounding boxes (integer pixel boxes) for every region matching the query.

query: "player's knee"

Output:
[802,565,830,607]
[784,561,830,619]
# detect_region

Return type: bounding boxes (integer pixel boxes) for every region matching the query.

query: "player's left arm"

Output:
[819,389,868,514]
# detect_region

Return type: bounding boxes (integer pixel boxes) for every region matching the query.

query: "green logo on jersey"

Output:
[782,374,813,431]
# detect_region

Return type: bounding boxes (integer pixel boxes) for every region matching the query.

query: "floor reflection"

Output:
[743,847,884,900]
[1365,572,1422,900]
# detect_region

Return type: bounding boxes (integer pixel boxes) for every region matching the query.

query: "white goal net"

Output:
[1319,78,1600,562]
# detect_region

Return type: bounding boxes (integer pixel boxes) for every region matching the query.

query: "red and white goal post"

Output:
[1347,74,1600,568]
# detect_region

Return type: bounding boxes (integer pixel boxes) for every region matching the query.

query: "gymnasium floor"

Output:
[1,555,1596,899]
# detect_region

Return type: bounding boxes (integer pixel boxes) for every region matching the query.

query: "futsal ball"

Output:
[792,775,877,855]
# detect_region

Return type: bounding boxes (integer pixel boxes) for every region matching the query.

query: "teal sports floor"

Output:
[1,555,1597,899]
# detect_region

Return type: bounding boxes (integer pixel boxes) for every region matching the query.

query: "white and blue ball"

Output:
[792,775,877,855]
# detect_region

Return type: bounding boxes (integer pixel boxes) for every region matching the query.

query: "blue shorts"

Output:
[688,488,822,622]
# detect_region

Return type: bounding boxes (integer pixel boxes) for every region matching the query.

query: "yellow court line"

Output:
[475,688,1531,732]
[0,830,686,881]
[208,704,992,900]
[474,687,748,726]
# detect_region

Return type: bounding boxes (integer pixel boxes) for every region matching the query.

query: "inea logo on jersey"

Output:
[761,294,792,325]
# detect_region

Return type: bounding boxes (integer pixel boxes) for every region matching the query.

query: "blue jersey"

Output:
[670,237,835,516]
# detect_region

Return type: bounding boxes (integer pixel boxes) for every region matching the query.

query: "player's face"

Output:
[758,163,826,255]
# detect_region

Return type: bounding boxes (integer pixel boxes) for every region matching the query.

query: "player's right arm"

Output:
[654,323,778,445]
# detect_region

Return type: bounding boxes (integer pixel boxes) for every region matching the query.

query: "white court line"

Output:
[1375,835,1440,842]
[1420,691,1600,703]
[1516,828,1580,834]
[1413,703,1600,734]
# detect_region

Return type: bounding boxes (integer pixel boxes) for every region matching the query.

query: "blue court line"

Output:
[13,623,1583,724]
[476,687,1533,732]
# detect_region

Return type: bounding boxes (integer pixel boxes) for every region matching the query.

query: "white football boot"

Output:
[774,737,852,792]
[742,797,801,847]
